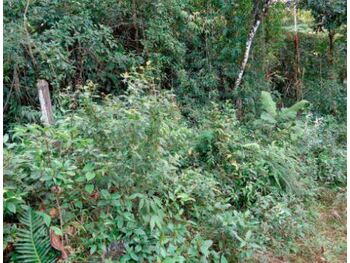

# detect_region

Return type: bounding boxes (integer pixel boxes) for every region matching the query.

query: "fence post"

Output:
[37,79,54,125]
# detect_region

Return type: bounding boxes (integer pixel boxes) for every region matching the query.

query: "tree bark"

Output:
[328,30,335,64]
[233,0,272,90]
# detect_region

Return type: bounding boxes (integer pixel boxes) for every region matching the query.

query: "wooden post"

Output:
[37,79,54,125]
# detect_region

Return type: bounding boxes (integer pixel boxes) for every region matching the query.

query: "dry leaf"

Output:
[66,226,76,236]
[90,191,100,200]
[316,255,327,263]
[50,229,68,260]
[320,246,325,254]
[331,210,341,220]
[51,185,63,195]
[49,208,59,218]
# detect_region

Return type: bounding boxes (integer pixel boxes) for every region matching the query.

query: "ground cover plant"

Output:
[3,0,346,262]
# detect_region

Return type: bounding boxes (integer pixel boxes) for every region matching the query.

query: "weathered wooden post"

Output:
[37,80,69,256]
[37,79,54,125]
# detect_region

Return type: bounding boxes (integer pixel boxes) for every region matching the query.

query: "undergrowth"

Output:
[4,78,346,262]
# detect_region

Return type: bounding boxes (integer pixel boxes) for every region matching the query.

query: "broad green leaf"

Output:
[37,212,51,227]
[83,163,94,172]
[51,226,63,236]
[3,134,9,143]
[101,189,110,199]
[7,203,16,214]
[280,100,309,120]
[85,172,96,181]
[90,245,97,255]
[150,215,156,231]
[221,255,228,263]
[85,184,94,194]
[75,201,83,208]
[200,240,213,257]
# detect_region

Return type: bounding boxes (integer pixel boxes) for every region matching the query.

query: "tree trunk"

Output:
[328,30,335,64]
[233,0,272,90]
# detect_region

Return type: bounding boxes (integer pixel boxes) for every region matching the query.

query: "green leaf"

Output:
[3,134,9,143]
[286,100,309,113]
[16,206,56,262]
[280,100,309,120]
[260,91,277,117]
[242,143,260,150]
[163,258,176,263]
[200,240,213,257]
[90,245,97,255]
[7,203,16,214]
[75,201,83,208]
[221,255,228,263]
[117,218,124,228]
[51,226,63,236]
[150,215,156,231]
[85,184,94,194]
[130,252,139,261]
[83,163,94,172]
[36,212,51,227]
[177,193,195,202]
[85,172,96,181]
[101,189,110,199]
[260,112,277,124]
[245,230,252,240]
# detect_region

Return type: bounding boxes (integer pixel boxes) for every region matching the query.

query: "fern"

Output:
[280,100,309,120]
[15,206,56,263]
[260,91,309,123]
[260,91,277,118]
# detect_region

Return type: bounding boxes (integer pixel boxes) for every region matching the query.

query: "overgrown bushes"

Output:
[4,79,346,262]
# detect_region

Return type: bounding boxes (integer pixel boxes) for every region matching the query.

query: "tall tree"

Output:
[233,0,274,90]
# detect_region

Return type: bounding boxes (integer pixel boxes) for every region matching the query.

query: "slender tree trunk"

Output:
[328,30,335,64]
[233,19,261,89]
[233,0,272,90]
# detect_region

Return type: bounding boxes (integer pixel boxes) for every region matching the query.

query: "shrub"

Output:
[4,84,346,261]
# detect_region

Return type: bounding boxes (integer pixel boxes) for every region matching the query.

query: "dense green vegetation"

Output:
[4,0,346,262]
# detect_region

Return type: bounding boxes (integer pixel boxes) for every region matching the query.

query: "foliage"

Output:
[15,206,57,263]
[302,0,346,32]
[3,0,346,262]
[259,91,309,123]
[4,79,346,261]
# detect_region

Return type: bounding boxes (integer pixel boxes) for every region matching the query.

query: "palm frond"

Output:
[15,206,57,263]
